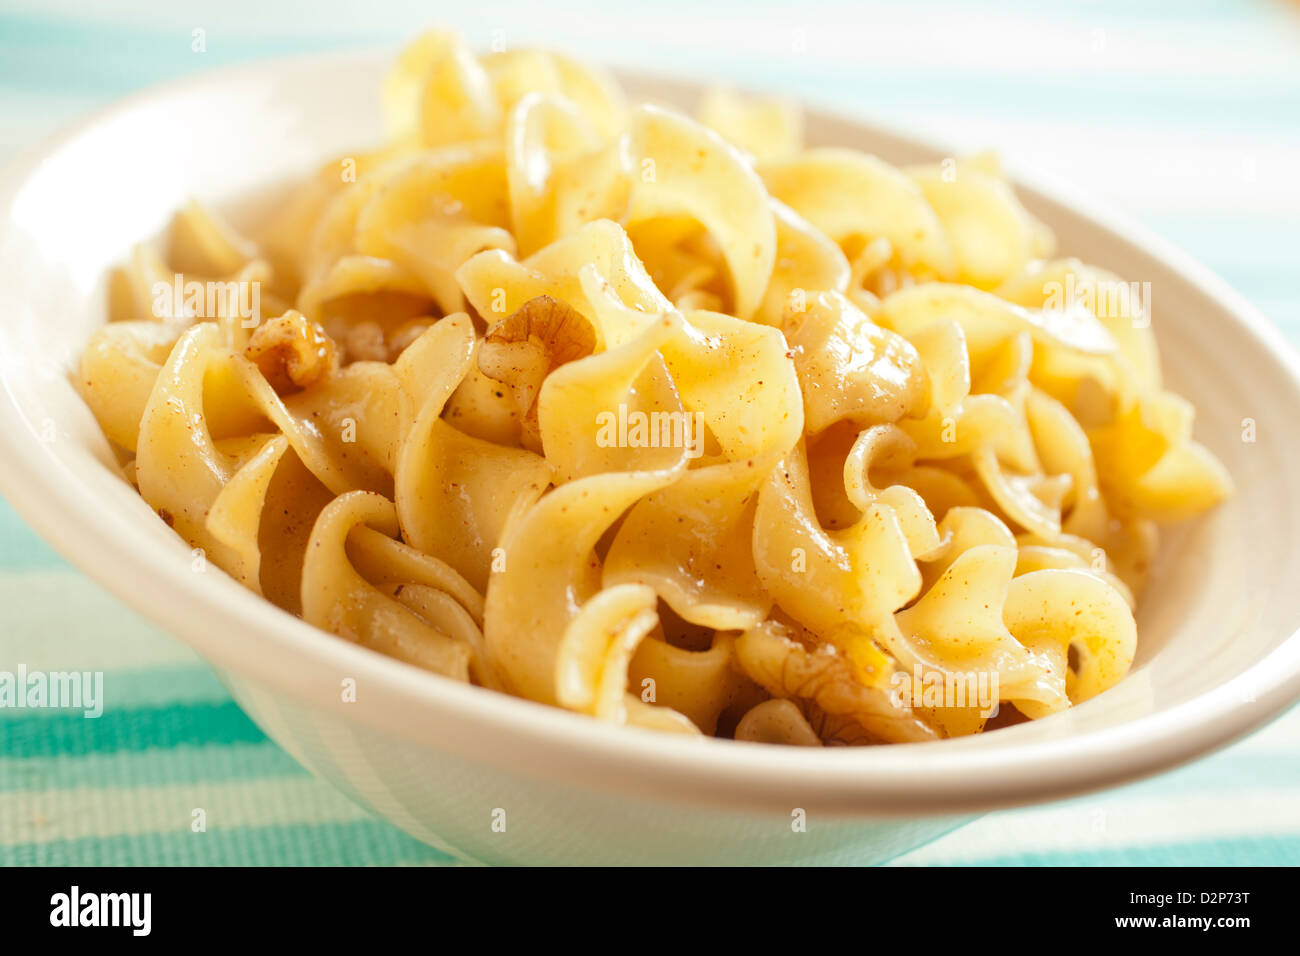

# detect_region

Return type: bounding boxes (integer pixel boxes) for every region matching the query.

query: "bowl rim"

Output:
[2,46,1299,818]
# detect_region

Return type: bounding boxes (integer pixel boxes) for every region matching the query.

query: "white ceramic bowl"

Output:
[2,49,1299,866]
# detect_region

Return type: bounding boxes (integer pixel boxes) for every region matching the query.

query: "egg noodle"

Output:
[78,31,1231,745]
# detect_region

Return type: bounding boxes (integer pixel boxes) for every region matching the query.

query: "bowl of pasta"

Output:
[2,31,1299,866]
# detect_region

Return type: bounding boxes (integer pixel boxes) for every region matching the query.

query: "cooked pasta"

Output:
[78,30,1232,745]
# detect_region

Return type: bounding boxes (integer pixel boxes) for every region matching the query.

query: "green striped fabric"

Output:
[1,0,1297,866]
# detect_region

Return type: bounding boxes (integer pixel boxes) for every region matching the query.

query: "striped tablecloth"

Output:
[2,0,1297,866]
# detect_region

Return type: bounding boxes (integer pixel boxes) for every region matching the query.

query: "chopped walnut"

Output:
[343,320,389,364]
[245,311,338,393]
[733,621,940,744]
[476,295,596,448]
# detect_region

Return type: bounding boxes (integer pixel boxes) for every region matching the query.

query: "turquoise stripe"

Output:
[94,666,229,707]
[0,502,65,569]
[0,741,305,792]
[1142,213,1300,244]
[1139,220,1300,303]
[760,62,1300,132]
[1108,749,1300,795]
[584,0,1272,20]
[3,11,1299,131]
[12,728,1293,798]
[0,701,265,758]
[9,822,1297,867]
[0,12,379,96]
[1201,270,1299,302]
[935,0,1277,20]
[935,834,1300,867]
[0,818,456,866]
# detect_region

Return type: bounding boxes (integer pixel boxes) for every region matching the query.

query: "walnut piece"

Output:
[245,310,339,393]
[733,621,939,745]
[476,295,597,448]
